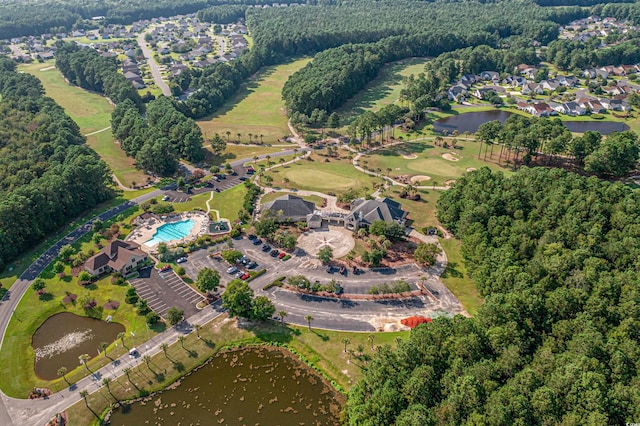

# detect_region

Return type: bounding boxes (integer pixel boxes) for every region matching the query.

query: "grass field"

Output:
[386,186,441,231]
[362,140,512,183]
[206,144,295,166]
[66,316,406,426]
[198,58,310,145]
[171,185,248,222]
[336,57,429,125]
[0,208,165,398]
[439,238,484,316]
[264,153,383,195]
[19,60,148,188]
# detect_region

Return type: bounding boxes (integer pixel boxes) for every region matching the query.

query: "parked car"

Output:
[248,234,257,240]
[226,266,238,274]
[212,176,219,182]
[239,176,248,181]
[278,252,286,259]
[246,168,255,174]
[162,195,170,201]
[326,265,333,273]
[160,264,172,272]
[262,244,271,252]
[230,171,238,176]
[234,271,244,278]
[340,266,347,276]
[217,174,226,180]
[176,257,187,263]
[241,273,250,280]
[253,238,263,246]
[352,266,360,275]
[247,261,258,269]
[241,256,250,265]
[215,188,221,192]
[270,249,279,257]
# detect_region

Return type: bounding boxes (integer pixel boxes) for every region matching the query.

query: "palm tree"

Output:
[123,367,139,391]
[254,134,259,144]
[117,332,126,348]
[79,390,89,407]
[194,324,202,339]
[160,343,169,358]
[100,341,108,358]
[434,136,443,147]
[143,355,151,369]
[341,338,350,353]
[102,377,115,400]
[253,156,259,164]
[347,349,354,362]
[79,354,91,372]
[432,180,438,190]
[305,315,314,331]
[178,335,186,349]
[248,133,253,144]
[236,132,241,143]
[57,367,69,385]
[278,310,287,324]
[225,131,231,143]
[259,134,264,144]
[368,334,375,350]
[386,167,392,176]
[283,177,290,188]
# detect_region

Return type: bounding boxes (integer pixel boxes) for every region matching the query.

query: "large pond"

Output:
[434,110,630,135]
[108,347,344,425]
[32,312,125,380]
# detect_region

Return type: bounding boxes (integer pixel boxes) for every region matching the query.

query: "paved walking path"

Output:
[84,126,111,137]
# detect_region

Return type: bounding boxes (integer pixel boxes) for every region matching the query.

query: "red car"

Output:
[278,252,286,259]
[160,264,172,272]
[241,273,250,280]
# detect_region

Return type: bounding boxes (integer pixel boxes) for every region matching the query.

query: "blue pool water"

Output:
[145,219,195,246]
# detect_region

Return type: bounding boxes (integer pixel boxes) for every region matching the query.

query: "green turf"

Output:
[171,185,248,223]
[206,144,296,167]
[0,208,163,398]
[439,238,484,316]
[336,57,429,125]
[385,186,441,231]
[198,58,310,145]
[18,60,148,187]
[362,140,512,183]
[264,153,383,195]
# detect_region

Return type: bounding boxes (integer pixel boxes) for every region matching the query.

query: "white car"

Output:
[176,257,187,263]
[226,266,238,274]
[162,195,170,201]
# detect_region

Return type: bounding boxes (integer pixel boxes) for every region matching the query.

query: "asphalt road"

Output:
[137,33,171,97]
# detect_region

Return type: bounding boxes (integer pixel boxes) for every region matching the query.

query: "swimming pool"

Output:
[145,219,195,246]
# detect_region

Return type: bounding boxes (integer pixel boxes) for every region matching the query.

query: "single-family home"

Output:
[447,84,468,102]
[541,79,561,92]
[586,100,606,113]
[558,75,579,87]
[503,75,527,87]
[522,82,544,95]
[553,101,587,116]
[480,71,500,83]
[520,102,554,117]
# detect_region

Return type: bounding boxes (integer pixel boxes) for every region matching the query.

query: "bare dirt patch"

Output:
[410,175,431,183]
[442,153,459,161]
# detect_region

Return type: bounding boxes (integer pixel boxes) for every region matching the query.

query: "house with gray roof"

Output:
[345,198,407,231]
[262,195,316,222]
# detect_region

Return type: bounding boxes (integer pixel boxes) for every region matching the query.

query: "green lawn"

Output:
[171,185,248,222]
[198,58,310,145]
[336,57,430,125]
[439,238,483,316]
[260,191,326,207]
[363,140,512,184]
[264,153,383,195]
[206,144,295,167]
[386,186,441,231]
[0,208,165,398]
[66,317,406,426]
[19,60,148,188]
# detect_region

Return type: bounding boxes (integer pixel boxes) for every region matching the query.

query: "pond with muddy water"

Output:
[107,347,344,425]
[32,312,125,380]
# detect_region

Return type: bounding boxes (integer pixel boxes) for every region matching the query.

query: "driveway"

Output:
[128,267,203,318]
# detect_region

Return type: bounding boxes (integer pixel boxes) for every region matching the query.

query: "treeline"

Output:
[0,0,308,39]
[276,0,565,117]
[544,38,640,70]
[55,42,143,110]
[56,42,203,175]
[111,96,204,176]
[593,2,640,25]
[0,58,113,269]
[476,116,640,177]
[196,5,247,24]
[346,167,640,424]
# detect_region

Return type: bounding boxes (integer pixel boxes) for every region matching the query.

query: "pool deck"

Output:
[126,211,209,252]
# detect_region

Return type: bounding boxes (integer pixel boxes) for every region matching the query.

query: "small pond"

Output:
[434,110,630,135]
[108,347,344,425]
[32,312,125,380]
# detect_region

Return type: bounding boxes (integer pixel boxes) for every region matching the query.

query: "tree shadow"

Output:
[243,321,300,344]
[39,292,54,302]
[173,362,185,372]
[312,330,329,341]
[201,338,215,349]
[149,322,166,333]
[441,262,463,279]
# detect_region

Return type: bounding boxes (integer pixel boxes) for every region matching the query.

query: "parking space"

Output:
[129,267,203,318]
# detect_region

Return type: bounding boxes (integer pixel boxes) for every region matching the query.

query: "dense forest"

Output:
[0,58,113,269]
[346,167,640,424]
[544,37,640,70]
[272,0,580,117]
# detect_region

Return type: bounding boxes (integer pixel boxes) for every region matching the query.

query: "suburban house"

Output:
[345,198,407,231]
[447,84,468,102]
[84,240,148,276]
[262,194,316,223]
[480,71,500,83]
[518,102,554,117]
[522,82,544,95]
[553,101,587,116]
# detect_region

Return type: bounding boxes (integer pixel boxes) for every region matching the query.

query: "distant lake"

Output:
[434,110,630,135]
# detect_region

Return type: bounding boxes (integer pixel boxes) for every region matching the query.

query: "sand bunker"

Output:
[445,180,457,186]
[40,66,55,71]
[466,167,477,172]
[410,175,431,183]
[442,153,459,161]
[398,150,418,159]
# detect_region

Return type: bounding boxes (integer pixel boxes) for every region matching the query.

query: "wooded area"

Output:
[0,58,113,269]
[346,167,640,424]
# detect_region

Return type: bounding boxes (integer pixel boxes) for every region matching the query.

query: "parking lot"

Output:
[129,267,203,318]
